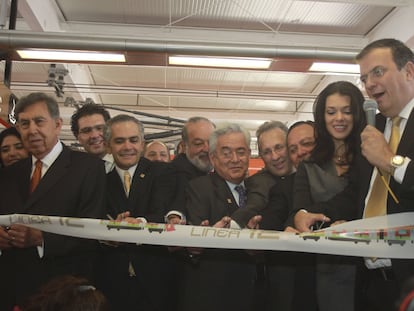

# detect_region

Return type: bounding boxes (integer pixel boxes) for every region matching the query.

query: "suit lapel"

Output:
[107,169,128,212]
[397,108,414,156]
[24,147,71,211]
[127,159,150,213]
[211,173,239,216]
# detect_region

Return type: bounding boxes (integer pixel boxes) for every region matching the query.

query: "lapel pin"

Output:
[227,198,232,204]
[140,173,145,178]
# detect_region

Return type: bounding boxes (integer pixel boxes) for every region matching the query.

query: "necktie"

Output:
[124,171,131,196]
[30,160,42,193]
[235,185,247,208]
[364,117,401,218]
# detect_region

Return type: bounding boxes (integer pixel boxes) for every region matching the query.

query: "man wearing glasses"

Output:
[70,104,114,172]
[355,38,414,311]
[180,123,257,311]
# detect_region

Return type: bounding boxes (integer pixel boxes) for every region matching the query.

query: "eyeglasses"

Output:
[79,124,105,135]
[360,66,387,84]
[217,147,249,160]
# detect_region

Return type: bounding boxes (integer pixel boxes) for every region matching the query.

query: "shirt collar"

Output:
[32,140,63,168]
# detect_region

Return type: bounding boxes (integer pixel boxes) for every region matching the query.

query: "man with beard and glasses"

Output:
[70,104,114,173]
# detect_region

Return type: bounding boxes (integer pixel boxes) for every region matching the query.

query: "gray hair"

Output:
[104,114,145,142]
[16,92,60,120]
[182,116,215,143]
[209,123,251,154]
[256,121,288,152]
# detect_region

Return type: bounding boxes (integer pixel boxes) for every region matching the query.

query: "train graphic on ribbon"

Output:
[106,221,176,233]
[301,225,414,245]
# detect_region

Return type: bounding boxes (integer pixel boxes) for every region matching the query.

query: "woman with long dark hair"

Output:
[293,80,366,311]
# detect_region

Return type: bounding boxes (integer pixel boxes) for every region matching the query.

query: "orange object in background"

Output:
[248,157,264,176]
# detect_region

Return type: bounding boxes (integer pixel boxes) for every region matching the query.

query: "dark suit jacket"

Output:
[356,112,414,285]
[231,169,277,227]
[260,173,296,231]
[169,153,207,215]
[181,172,256,311]
[106,157,175,222]
[0,145,106,309]
[101,157,177,311]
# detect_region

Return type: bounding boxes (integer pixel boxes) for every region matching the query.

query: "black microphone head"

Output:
[363,99,378,111]
[363,99,378,126]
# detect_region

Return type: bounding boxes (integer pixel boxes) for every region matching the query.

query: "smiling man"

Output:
[101,114,177,310]
[70,104,114,172]
[181,123,257,311]
[232,121,294,228]
[354,38,414,311]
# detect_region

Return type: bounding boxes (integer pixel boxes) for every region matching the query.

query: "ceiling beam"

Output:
[0,30,360,61]
[296,0,414,6]
[16,0,100,103]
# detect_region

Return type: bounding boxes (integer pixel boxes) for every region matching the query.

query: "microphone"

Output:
[363,99,378,126]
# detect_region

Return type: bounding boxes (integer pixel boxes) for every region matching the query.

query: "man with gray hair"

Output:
[232,120,294,227]
[0,92,106,310]
[180,123,258,310]
[166,116,215,222]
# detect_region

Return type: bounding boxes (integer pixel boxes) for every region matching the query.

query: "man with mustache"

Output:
[70,104,114,173]
[99,114,177,310]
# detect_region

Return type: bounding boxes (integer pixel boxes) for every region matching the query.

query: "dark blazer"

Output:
[106,157,175,222]
[100,157,177,311]
[260,173,296,230]
[0,145,106,310]
[231,169,277,227]
[180,172,257,311]
[169,153,207,215]
[356,112,414,285]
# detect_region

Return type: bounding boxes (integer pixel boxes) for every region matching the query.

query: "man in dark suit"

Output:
[232,121,294,227]
[354,38,414,311]
[166,116,215,222]
[180,123,258,311]
[0,92,106,311]
[99,114,176,311]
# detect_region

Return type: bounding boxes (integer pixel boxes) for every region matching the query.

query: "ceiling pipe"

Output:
[0,30,359,61]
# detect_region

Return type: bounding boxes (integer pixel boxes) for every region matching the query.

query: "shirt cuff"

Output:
[37,240,44,258]
[393,157,411,183]
[229,220,241,229]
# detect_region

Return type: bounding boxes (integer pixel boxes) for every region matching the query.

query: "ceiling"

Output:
[1,0,414,146]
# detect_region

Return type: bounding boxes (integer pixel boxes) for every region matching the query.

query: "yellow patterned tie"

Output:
[364,117,401,218]
[124,171,131,196]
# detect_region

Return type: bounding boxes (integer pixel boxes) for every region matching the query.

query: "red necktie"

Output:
[30,160,42,193]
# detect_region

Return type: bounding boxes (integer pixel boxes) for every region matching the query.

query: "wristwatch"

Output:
[390,155,405,175]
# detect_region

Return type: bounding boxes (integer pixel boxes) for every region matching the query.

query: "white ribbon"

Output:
[1,213,413,258]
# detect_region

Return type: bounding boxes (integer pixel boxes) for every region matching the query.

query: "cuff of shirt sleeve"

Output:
[393,157,410,184]
[37,240,44,258]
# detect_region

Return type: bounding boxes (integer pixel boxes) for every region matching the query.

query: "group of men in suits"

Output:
[1,37,414,311]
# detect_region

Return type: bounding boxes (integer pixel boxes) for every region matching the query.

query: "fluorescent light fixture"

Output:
[17,49,126,62]
[309,62,360,74]
[169,55,272,69]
